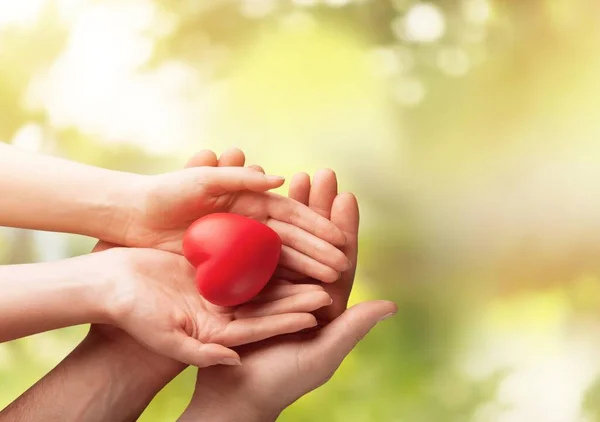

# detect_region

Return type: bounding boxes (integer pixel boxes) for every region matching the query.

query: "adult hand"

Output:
[119,157,350,283]
[284,169,359,322]
[179,163,397,422]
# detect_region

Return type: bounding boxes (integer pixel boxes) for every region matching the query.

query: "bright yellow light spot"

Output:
[398,3,446,43]
[486,289,571,340]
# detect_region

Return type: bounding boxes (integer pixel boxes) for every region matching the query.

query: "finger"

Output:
[320,192,360,320]
[218,148,246,167]
[167,333,241,367]
[192,167,285,194]
[307,301,397,365]
[248,164,265,173]
[91,153,222,254]
[288,172,311,204]
[185,150,218,169]
[249,282,324,302]
[266,194,347,246]
[268,220,351,272]
[235,291,332,318]
[220,313,318,346]
[279,245,340,283]
[308,169,338,219]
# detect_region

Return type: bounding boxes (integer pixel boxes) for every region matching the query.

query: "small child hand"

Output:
[120,166,351,283]
[97,247,332,367]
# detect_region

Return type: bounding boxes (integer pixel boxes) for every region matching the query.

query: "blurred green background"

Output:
[3,0,600,421]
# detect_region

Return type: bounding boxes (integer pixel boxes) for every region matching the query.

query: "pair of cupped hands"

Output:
[86,148,396,417]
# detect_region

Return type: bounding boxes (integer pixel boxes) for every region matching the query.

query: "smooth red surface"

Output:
[183,213,282,307]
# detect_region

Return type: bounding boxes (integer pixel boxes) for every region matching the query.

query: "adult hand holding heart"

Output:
[183,214,282,307]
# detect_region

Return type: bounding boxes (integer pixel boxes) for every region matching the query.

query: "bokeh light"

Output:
[398,3,446,43]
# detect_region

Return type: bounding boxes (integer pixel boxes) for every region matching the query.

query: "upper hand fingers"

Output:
[308,169,338,219]
[249,282,324,302]
[218,148,246,167]
[268,219,351,272]
[288,172,311,204]
[279,245,340,283]
[315,192,360,321]
[266,193,347,246]
[234,291,332,319]
[218,313,318,346]
[185,150,218,168]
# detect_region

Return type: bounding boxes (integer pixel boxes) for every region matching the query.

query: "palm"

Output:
[133,183,269,253]
[193,293,272,347]
[121,249,327,350]
[197,326,326,407]
[129,166,349,284]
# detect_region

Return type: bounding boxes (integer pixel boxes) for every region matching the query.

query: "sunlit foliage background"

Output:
[3,1,600,421]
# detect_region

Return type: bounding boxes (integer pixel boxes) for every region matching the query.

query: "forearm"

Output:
[178,389,279,422]
[0,143,139,243]
[178,406,278,422]
[0,256,109,342]
[0,328,184,422]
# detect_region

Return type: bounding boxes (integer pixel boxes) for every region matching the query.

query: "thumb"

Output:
[166,333,242,368]
[193,167,285,194]
[309,300,397,367]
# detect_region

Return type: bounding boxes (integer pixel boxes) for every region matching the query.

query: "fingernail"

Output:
[220,358,242,366]
[266,175,285,182]
[378,312,396,322]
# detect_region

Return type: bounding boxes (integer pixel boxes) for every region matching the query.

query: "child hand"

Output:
[97,247,332,367]
[119,166,351,283]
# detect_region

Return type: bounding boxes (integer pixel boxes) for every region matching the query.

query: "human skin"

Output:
[0,246,332,366]
[0,142,350,283]
[178,160,397,422]
[0,143,354,366]
[0,149,396,422]
[0,149,334,422]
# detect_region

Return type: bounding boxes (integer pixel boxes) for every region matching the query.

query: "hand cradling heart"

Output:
[182,213,282,307]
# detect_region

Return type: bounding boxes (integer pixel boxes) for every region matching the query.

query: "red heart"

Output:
[182,213,282,307]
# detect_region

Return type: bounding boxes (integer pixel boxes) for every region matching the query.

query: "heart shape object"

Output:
[182,213,282,307]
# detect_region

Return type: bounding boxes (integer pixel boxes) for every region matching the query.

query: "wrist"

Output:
[180,387,280,422]
[86,170,145,246]
[73,252,122,326]
[0,146,141,241]
[179,405,279,422]
[92,248,141,328]
[2,325,186,422]
[85,325,186,385]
